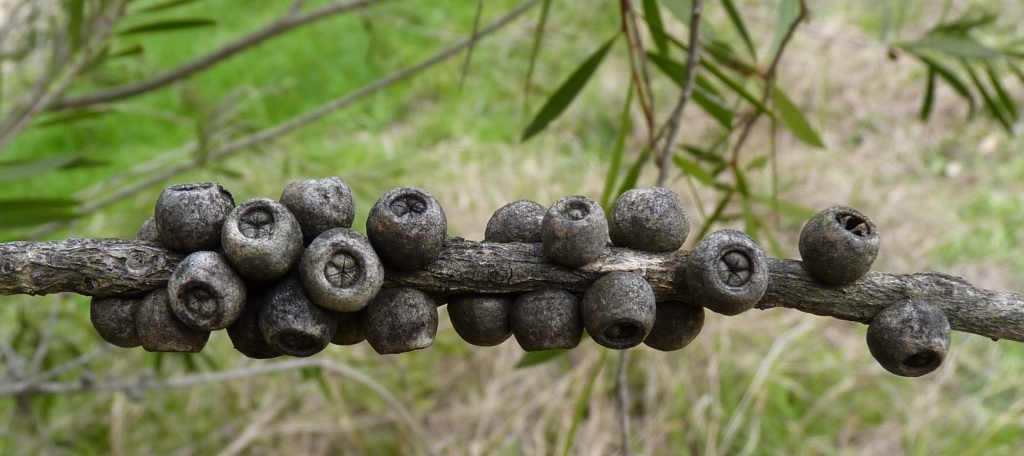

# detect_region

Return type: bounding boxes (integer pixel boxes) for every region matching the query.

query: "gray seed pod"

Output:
[259,276,339,357]
[135,289,210,353]
[362,288,438,355]
[686,230,769,316]
[581,272,656,350]
[511,289,583,352]
[798,206,880,285]
[300,228,384,312]
[222,198,304,280]
[866,299,951,377]
[226,283,281,359]
[90,296,142,348]
[609,187,689,252]
[168,251,246,331]
[135,217,161,244]
[540,195,608,267]
[366,187,448,271]
[448,294,514,347]
[279,177,356,244]
[643,301,705,352]
[155,182,235,253]
[331,311,366,346]
[484,200,546,243]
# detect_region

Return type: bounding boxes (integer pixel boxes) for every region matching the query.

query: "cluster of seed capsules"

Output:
[89,178,951,377]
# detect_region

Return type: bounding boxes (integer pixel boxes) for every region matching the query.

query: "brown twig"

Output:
[655,0,703,187]
[49,0,390,110]
[27,0,542,240]
[620,0,655,147]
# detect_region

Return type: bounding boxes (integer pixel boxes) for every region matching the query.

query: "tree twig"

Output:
[49,0,390,110]
[28,0,542,240]
[2,237,1023,343]
[655,0,703,187]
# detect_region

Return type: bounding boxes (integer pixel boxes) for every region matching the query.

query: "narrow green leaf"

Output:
[682,144,727,166]
[459,0,484,90]
[702,59,775,119]
[659,0,692,24]
[692,88,734,128]
[133,0,204,14]
[516,349,570,368]
[734,166,750,196]
[984,62,1017,120]
[648,52,755,125]
[920,67,937,120]
[1009,62,1024,88]
[522,35,618,141]
[33,107,114,128]
[642,0,668,55]
[615,148,651,200]
[110,44,145,59]
[915,54,975,114]
[697,189,735,240]
[523,0,554,111]
[928,11,998,36]
[741,197,758,238]
[720,0,757,61]
[767,0,800,63]
[746,155,769,171]
[559,352,606,456]
[118,18,216,36]
[962,60,1013,132]
[673,154,715,187]
[899,36,1001,59]
[0,154,105,182]
[601,82,634,210]
[65,0,85,52]
[773,86,825,148]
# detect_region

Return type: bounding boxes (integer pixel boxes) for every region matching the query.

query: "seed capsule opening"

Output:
[836,212,871,237]
[903,350,940,369]
[239,207,275,239]
[183,288,218,316]
[562,201,590,220]
[604,322,639,341]
[716,251,752,286]
[279,330,319,353]
[324,252,360,287]
[390,194,428,216]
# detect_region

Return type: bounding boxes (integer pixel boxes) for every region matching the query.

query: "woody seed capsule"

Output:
[448,294,514,347]
[135,217,161,244]
[90,296,142,348]
[484,200,546,243]
[226,282,281,359]
[511,289,583,351]
[866,299,951,377]
[155,182,235,253]
[609,187,689,252]
[167,251,246,331]
[279,177,356,245]
[331,311,366,346]
[362,288,438,354]
[799,206,879,285]
[300,228,384,312]
[366,187,448,271]
[686,230,769,316]
[643,301,705,352]
[222,198,304,280]
[259,275,339,357]
[581,272,656,350]
[540,195,608,267]
[135,288,210,353]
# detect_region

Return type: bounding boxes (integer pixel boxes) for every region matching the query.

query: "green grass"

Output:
[1,0,1024,454]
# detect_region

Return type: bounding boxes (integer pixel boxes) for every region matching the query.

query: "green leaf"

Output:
[132,0,205,14]
[928,11,998,36]
[899,36,1002,59]
[521,35,618,141]
[673,154,716,187]
[962,61,1013,132]
[692,88,734,128]
[601,82,634,210]
[659,0,692,24]
[682,144,727,166]
[0,153,106,182]
[458,0,484,90]
[916,54,975,114]
[118,18,217,36]
[64,0,85,52]
[647,53,734,128]
[523,0,554,112]
[697,189,734,240]
[515,349,570,368]
[720,0,757,61]
[33,107,115,129]
[1009,62,1024,89]
[767,0,800,63]
[984,62,1018,120]
[701,59,775,119]
[772,86,824,148]
[642,0,669,55]
[110,44,145,59]
[746,155,769,171]
[559,352,606,456]
[615,148,651,200]
[734,166,750,196]
[920,67,937,120]
[0,198,78,229]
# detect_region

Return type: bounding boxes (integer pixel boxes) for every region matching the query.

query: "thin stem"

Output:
[28,0,542,240]
[50,0,390,110]
[620,0,655,146]
[616,350,632,456]
[656,0,703,187]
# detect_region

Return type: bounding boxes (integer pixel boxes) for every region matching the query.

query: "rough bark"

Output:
[1,237,1022,342]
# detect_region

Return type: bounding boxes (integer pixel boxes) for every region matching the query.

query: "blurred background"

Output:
[0,0,1022,454]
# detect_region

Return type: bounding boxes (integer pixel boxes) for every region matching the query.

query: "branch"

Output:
[49,0,389,110]
[655,0,702,187]
[27,0,541,240]
[2,238,1023,343]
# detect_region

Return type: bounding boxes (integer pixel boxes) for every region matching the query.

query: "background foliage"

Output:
[0,0,1022,454]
